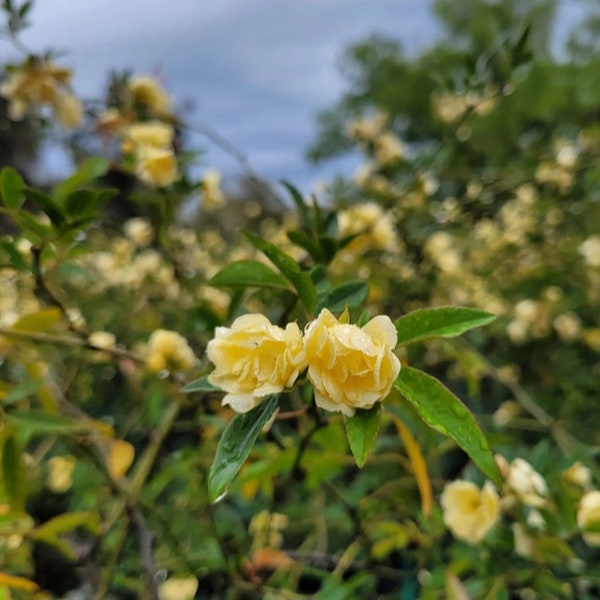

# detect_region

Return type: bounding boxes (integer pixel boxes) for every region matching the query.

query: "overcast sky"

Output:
[8,0,590,191]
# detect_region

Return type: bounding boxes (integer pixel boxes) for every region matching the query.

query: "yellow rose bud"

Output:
[578,490,600,546]
[303,308,400,417]
[441,480,500,544]
[207,314,307,413]
[47,455,76,493]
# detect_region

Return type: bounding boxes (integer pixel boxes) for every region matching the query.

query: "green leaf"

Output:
[2,379,44,406]
[208,395,279,503]
[0,239,29,272]
[64,189,115,219]
[393,366,501,485]
[182,376,220,393]
[7,410,86,438]
[22,188,65,228]
[13,210,53,240]
[1,434,26,509]
[52,158,110,205]
[32,511,101,540]
[244,231,317,313]
[395,307,496,346]
[0,167,24,209]
[286,230,324,262]
[319,281,369,314]
[345,404,381,468]
[10,307,62,332]
[209,260,289,290]
[281,180,312,227]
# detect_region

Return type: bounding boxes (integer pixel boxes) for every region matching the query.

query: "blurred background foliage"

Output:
[0,0,599,598]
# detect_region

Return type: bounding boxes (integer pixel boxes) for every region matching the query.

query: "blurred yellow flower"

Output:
[135,146,178,188]
[505,458,548,508]
[441,480,500,543]
[201,169,226,209]
[207,315,307,413]
[88,331,116,350]
[577,490,600,546]
[303,309,400,417]
[146,329,196,373]
[123,218,154,246]
[123,121,174,151]
[47,455,76,493]
[55,93,83,129]
[129,75,172,116]
[158,576,198,600]
[0,59,82,129]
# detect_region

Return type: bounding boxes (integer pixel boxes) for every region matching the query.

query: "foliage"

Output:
[0,0,599,599]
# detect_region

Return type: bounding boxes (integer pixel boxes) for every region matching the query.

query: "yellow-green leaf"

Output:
[1,434,26,510]
[9,307,62,332]
[390,414,433,517]
[0,572,39,592]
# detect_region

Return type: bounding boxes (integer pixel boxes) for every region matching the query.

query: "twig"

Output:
[130,507,159,600]
[0,326,146,363]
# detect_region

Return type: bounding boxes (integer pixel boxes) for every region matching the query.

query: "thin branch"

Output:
[0,326,146,364]
[130,507,159,600]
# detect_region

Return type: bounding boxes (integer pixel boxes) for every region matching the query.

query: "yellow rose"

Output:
[0,60,81,128]
[47,455,76,493]
[506,458,548,508]
[56,92,83,129]
[303,309,400,417]
[207,314,306,413]
[159,576,198,600]
[146,329,196,373]
[577,490,600,546]
[135,146,179,187]
[129,75,172,117]
[124,121,174,150]
[441,480,500,543]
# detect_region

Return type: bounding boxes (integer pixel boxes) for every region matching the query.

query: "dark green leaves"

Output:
[208,395,279,503]
[318,280,369,314]
[394,366,501,485]
[209,260,289,290]
[345,404,381,468]
[0,167,24,209]
[244,231,317,313]
[395,307,496,347]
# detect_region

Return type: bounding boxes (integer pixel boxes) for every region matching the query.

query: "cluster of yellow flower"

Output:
[441,457,600,552]
[0,59,83,128]
[97,75,180,187]
[207,308,400,416]
[431,86,498,124]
